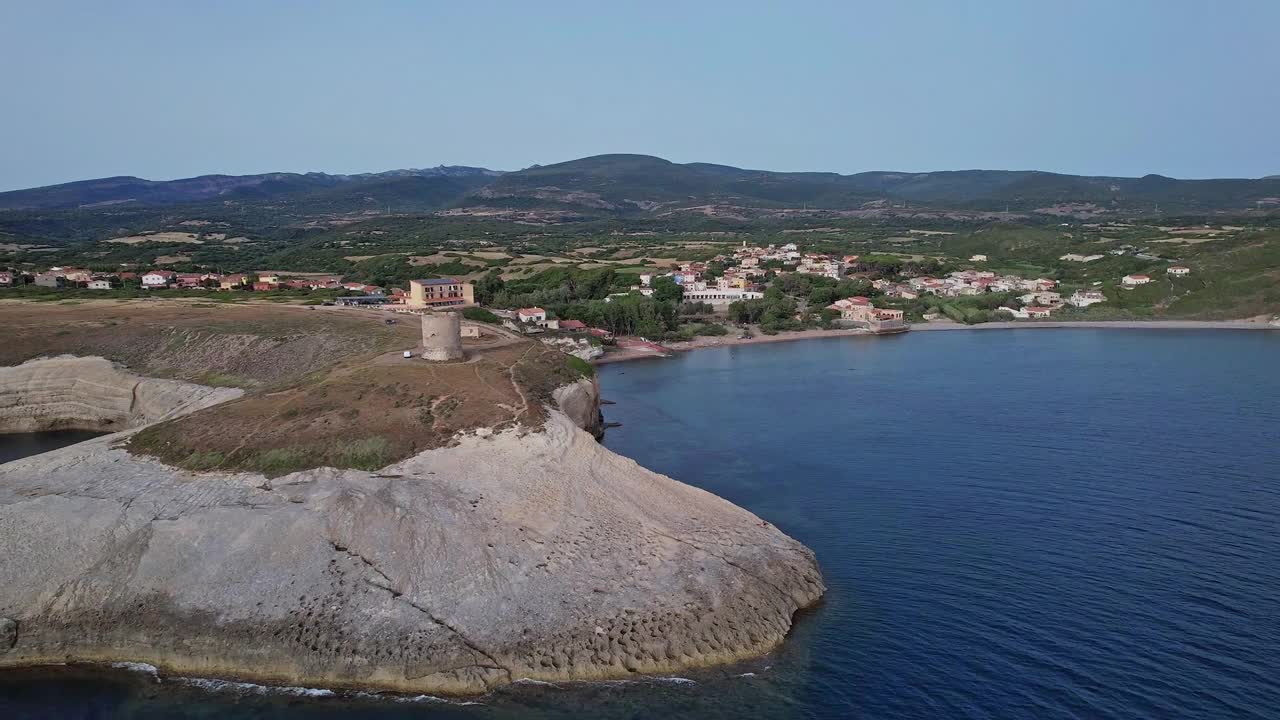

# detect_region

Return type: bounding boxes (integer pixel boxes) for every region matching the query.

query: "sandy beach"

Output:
[594,319,1276,364]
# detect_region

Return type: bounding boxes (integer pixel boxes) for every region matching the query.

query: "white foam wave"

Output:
[110,662,160,679]
[513,678,561,687]
[178,677,335,698]
[350,690,485,706]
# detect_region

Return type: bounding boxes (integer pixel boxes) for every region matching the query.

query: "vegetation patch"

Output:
[565,355,595,378]
[128,338,586,476]
[196,371,251,388]
[462,306,501,324]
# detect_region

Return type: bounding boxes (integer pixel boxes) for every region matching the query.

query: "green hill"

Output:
[473,156,1280,214]
[2,154,1277,219]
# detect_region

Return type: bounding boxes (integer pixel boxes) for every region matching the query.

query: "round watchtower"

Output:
[421,312,464,361]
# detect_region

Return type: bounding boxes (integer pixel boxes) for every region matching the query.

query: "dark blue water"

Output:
[4,329,1280,719]
[0,430,105,464]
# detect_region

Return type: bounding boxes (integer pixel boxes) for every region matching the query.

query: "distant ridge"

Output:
[0,167,499,211]
[1,154,1276,214]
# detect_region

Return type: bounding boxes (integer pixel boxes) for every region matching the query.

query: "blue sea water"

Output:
[3,329,1280,719]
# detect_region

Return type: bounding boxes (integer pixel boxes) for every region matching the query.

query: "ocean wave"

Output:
[513,677,561,687]
[349,690,485,706]
[177,677,335,698]
[110,662,160,680]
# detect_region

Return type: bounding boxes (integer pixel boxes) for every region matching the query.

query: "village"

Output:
[0,240,1199,351]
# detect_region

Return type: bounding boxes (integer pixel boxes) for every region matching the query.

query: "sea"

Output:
[2,328,1279,719]
[0,430,105,465]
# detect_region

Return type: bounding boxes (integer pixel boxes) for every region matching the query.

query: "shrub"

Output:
[182,451,225,470]
[249,448,313,476]
[463,306,501,324]
[695,322,729,336]
[332,438,391,470]
[565,355,595,378]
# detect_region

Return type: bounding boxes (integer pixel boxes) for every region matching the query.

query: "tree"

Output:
[474,271,506,306]
[651,275,684,304]
[808,286,839,306]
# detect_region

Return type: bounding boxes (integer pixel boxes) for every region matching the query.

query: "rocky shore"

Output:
[0,354,823,695]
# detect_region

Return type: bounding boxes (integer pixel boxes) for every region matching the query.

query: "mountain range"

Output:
[2,154,1277,216]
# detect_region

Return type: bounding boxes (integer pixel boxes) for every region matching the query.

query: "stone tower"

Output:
[421,312,464,361]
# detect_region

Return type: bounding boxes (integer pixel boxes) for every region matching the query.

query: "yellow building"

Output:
[408,278,475,308]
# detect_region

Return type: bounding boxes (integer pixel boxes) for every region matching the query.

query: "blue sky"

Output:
[1,0,1276,190]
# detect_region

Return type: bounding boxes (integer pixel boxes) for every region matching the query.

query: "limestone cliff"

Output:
[0,356,242,433]
[552,377,605,439]
[0,358,823,695]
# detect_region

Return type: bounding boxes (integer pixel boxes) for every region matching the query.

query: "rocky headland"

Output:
[0,301,824,695]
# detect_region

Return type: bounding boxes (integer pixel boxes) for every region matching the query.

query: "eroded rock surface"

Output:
[0,356,241,433]
[552,377,605,439]
[0,380,823,694]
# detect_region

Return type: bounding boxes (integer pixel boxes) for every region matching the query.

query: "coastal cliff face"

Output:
[0,358,823,695]
[0,356,242,433]
[552,377,605,439]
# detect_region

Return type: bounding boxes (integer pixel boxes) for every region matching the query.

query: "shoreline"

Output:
[593,327,873,364]
[908,319,1275,332]
[594,319,1276,364]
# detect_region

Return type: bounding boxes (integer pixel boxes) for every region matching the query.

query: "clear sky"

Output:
[1,0,1277,190]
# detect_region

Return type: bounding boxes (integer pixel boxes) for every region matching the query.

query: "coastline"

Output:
[594,319,1276,365]
[908,319,1276,332]
[593,328,873,365]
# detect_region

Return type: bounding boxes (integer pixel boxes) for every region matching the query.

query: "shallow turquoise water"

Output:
[3,329,1280,718]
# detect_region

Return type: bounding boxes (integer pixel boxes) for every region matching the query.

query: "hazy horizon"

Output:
[2,0,1277,191]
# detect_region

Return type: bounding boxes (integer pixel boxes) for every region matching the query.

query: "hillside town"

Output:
[0,239,1200,337]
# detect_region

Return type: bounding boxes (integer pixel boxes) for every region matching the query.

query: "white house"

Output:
[517,307,547,323]
[969,254,988,262]
[682,287,764,307]
[996,306,1029,319]
[141,270,175,288]
[1167,266,1191,277]
[1019,291,1062,306]
[1121,274,1152,288]
[87,279,113,290]
[1068,290,1107,308]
